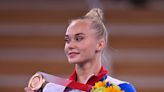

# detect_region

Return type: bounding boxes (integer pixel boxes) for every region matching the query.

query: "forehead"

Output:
[66,19,94,35]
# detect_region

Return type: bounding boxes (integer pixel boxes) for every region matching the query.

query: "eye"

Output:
[65,37,70,43]
[75,36,84,42]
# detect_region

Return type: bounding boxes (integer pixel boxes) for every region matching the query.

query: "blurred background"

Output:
[0,0,164,92]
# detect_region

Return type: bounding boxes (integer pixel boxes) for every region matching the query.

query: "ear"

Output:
[95,39,105,52]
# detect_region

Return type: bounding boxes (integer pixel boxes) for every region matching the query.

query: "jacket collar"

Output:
[68,66,108,85]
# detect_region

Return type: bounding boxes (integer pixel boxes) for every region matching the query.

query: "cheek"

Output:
[80,46,96,61]
[64,44,68,54]
[80,41,97,54]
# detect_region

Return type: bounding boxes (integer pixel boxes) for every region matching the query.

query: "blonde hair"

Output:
[80,8,108,46]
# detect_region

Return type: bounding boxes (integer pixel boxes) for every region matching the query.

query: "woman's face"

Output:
[64,20,99,64]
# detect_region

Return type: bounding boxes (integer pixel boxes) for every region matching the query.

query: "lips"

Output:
[68,52,80,58]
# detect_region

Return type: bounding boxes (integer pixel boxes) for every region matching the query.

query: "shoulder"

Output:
[106,76,137,92]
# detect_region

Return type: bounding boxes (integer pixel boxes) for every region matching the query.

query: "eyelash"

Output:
[65,36,84,43]
[75,37,84,41]
[65,38,70,43]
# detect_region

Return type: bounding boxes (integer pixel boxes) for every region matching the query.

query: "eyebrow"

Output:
[65,33,85,37]
[75,33,85,36]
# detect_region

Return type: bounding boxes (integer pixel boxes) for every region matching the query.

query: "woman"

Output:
[25,8,136,92]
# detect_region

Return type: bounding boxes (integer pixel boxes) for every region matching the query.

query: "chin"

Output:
[68,60,79,64]
[68,58,83,64]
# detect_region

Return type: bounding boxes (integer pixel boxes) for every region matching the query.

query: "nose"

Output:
[65,40,76,50]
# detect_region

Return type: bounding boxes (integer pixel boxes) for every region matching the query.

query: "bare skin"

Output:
[24,87,35,92]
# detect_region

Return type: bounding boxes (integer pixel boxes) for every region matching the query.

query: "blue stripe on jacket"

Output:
[119,83,137,92]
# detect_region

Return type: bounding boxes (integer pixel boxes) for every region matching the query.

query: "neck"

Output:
[75,55,102,83]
